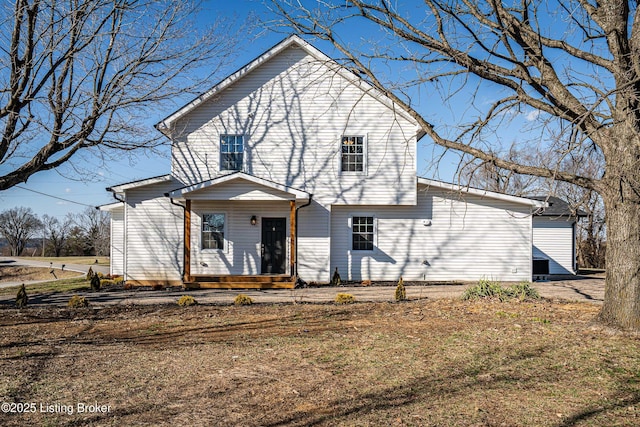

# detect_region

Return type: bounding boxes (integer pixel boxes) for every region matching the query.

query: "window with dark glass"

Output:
[352,216,374,250]
[220,135,243,171]
[341,136,364,172]
[202,213,225,250]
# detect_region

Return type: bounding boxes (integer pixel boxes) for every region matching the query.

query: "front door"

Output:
[261,218,287,274]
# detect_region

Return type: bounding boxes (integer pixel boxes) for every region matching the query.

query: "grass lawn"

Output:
[0,299,639,426]
[0,276,90,297]
[15,256,110,266]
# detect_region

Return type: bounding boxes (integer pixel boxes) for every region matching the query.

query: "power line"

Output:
[14,185,96,208]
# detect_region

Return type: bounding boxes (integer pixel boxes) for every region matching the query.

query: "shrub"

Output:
[15,284,28,309]
[86,267,93,280]
[177,295,197,306]
[331,267,342,286]
[68,295,89,308]
[151,284,164,291]
[234,294,254,306]
[100,276,124,287]
[90,273,101,292]
[335,293,356,304]
[395,277,407,302]
[123,282,134,290]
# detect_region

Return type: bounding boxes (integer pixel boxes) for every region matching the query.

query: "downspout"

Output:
[107,188,126,280]
[165,193,187,280]
[294,195,313,281]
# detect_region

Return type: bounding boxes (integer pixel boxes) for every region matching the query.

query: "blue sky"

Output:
[0,0,538,219]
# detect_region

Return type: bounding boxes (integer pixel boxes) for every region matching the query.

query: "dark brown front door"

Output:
[261,218,286,274]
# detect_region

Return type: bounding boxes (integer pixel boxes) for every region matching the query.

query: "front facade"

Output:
[103,36,546,288]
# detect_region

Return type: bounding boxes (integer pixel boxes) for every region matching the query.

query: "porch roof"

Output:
[167,172,311,202]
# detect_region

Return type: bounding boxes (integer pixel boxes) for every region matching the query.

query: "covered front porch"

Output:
[168,172,311,289]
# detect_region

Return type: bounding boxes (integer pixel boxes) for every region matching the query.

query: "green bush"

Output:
[462,279,540,302]
[335,293,356,304]
[68,295,89,308]
[234,294,254,306]
[15,284,28,309]
[395,277,407,302]
[177,295,197,306]
[86,267,93,280]
[90,273,101,292]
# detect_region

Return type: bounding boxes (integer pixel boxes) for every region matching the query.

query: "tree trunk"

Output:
[598,139,640,330]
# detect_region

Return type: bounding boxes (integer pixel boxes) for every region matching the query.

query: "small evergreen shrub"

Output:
[68,295,89,308]
[335,293,356,304]
[395,277,407,302]
[331,267,342,286]
[234,294,254,306]
[86,267,93,280]
[177,295,197,306]
[15,284,28,308]
[90,273,101,292]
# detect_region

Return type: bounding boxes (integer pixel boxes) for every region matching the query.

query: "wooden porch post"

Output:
[184,200,191,283]
[290,200,296,277]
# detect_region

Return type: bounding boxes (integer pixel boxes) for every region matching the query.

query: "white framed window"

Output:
[352,216,375,251]
[220,135,243,171]
[202,213,225,250]
[341,135,365,173]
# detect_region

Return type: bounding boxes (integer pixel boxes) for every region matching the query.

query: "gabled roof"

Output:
[156,35,422,137]
[417,177,547,208]
[167,172,311,201]
[529,196,588,217]
[107,174,173,193]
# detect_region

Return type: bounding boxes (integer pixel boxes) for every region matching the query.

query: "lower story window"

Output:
[352,216,374,251]
[202,213,224,250]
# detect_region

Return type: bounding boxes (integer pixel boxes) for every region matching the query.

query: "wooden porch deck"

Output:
[184,274,296,289]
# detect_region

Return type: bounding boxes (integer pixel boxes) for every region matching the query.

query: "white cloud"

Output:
[526,110,540,121]
[65,188,72,193]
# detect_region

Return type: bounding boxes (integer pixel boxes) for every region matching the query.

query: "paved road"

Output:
[0,256,110,288]
[0,275,605,307]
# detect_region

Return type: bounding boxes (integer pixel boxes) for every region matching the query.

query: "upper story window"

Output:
[341,136,364,173]
[202,213,225,250]
[220,135,243,171]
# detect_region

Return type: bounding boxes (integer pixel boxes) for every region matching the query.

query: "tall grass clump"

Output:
[462,279,540,302]
[335,293,356,304]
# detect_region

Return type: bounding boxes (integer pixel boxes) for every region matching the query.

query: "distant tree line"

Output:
[0,207,109,257]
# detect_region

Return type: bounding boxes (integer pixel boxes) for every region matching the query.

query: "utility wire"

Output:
[14,185,96,208]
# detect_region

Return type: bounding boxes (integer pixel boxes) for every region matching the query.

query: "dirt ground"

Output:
[1,296,639,426]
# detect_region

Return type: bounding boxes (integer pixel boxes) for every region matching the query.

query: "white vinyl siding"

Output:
[331,185,533,282]
[533,217,576,274]
[170,45,417,206]
[109,206,124,276]
[124,181,183,284]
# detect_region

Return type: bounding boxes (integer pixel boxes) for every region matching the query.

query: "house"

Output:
[102,35,560,288]
[531,196,587,275]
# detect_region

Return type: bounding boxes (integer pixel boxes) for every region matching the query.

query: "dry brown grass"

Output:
[0,299,639,426]
[0,266,81,283]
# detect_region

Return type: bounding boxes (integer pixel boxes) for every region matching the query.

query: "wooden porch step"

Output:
[190,274,292,283]
[184,281,295,290]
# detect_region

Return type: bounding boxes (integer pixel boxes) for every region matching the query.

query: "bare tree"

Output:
[70,208,110,256]
[0,0,240,190]
[41,214,72,257]
[0,206,41,256]
[273,1,640,330]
